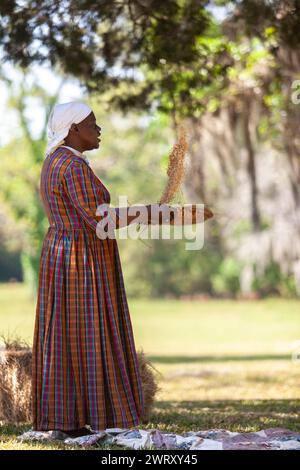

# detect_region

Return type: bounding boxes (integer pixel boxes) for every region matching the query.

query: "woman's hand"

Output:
[96,204,150,235]
[95,204,214,238]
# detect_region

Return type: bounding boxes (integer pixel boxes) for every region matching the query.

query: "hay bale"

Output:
[0,337,32,423]
[136,348,161,424]
[0,337,160,426]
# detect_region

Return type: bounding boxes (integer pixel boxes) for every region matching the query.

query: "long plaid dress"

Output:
[32,146,145,431]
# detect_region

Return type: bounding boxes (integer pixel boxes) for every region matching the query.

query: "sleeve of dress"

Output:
[63,160,106,232]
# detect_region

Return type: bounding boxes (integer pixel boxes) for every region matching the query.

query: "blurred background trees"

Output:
[0,0,299,298]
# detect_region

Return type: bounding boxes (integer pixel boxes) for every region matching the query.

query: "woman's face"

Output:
[70,111,101,150]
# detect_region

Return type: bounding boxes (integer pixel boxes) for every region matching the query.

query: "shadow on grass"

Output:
[148,399,300,434]
[148,354,292,364]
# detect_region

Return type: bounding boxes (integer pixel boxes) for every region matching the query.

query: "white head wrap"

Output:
[45,101,92,157]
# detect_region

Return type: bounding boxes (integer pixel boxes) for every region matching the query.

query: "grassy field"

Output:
[0,282,299,450]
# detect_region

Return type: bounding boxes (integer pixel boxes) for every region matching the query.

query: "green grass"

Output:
[0,282,300,450]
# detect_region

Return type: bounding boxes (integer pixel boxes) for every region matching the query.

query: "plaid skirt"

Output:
[31,148,145,431]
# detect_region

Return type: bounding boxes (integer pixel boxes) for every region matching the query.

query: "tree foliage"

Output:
[0,0,230,115]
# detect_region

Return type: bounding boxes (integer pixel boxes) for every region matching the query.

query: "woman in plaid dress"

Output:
[32,103,146,436]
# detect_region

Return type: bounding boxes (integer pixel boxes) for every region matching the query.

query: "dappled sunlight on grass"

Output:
[150,400,300,434]
[154,360,300,401]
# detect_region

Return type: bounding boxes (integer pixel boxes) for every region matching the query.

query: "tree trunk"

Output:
[242,104,261,232]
